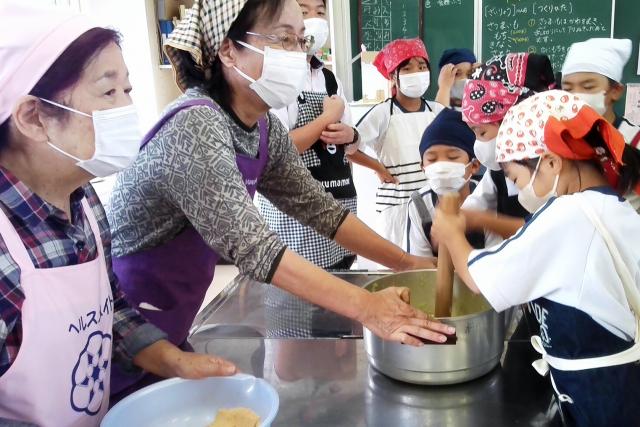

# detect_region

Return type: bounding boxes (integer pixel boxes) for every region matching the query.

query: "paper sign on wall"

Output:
[625,83,640,125]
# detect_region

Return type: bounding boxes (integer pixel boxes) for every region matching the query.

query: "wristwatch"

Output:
[351,127,360,144]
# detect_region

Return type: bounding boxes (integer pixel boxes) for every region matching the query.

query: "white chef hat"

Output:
[561,38,632,83]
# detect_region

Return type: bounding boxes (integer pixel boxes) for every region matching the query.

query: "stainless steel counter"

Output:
[189,272,560,426]
[191,271,383,339]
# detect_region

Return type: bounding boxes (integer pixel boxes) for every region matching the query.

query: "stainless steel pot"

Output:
[363,270,504,385]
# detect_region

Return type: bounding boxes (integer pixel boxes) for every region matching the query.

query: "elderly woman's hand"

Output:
[357,287,455,346]
[133,340,237,380]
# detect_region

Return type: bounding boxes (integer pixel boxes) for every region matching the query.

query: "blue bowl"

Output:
[102,374,279,427]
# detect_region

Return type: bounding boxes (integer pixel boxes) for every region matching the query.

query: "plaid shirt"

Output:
[0,166,166,377]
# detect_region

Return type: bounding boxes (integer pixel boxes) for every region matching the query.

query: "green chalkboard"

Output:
[354,0,475,100]
[359,0,423,52]
[423,0,476,99]
[482,0,612,72]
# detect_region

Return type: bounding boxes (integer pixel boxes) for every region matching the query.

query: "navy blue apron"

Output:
[527,298,640,426]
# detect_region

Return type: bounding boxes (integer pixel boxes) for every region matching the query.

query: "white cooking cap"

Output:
[561,38,632,83]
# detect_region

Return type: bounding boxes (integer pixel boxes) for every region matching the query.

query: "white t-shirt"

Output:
[356,99,445,211]
[467,188,640,341]
[356,98,444,156]
[271,58,357,155]
[462,169,521,212]
[405,182,500,257]
[404,183,438,257]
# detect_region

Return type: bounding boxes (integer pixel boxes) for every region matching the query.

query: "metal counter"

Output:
[191,271,382,338]
[189,272,561,426]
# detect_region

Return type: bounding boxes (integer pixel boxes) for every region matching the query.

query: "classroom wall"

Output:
[614,0,640,115]
[145,0,184,117]
[349,0,640,108]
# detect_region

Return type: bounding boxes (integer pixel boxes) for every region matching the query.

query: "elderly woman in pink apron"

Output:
[0,4,238,426]
[106,0,454,395]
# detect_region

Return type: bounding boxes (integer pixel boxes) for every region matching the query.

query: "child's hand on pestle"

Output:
[432,206,467,243]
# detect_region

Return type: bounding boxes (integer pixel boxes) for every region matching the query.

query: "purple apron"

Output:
[110,99,269,396]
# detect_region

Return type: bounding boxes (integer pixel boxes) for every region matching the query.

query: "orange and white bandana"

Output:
[496,90,632,193]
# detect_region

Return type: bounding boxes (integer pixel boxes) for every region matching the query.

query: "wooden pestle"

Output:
[435,193,461,318]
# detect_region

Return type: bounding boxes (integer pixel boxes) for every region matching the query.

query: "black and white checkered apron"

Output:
[260,88,357,337]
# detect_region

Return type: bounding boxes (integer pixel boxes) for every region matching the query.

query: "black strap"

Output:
[490,169,530,218]
[356,99,392,126]
[410,190,485,252]
[321,68,338,97]
[490,169,508,199]
[410,191,433,234]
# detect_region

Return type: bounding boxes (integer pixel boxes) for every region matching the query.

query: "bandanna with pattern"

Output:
[462,53,555,125]
[496,90,637,195]
[373,38,430,80]
[165,0,247,91]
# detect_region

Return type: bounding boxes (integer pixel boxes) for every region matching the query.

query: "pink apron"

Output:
[0,199,113,427]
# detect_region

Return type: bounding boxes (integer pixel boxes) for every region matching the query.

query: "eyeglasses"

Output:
[246,32,314,53]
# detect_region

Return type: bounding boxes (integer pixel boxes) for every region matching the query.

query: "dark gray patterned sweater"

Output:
[107,88,348,282]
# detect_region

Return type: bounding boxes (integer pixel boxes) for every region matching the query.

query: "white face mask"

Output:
[451,78,467,100]
[304,18,329,56]
[474,138,500,171]
[424,161,470,195]
[40,98,141,178]
[233,40,308,109]
[574,91,607,116]
[517,157,560,213]
[399,71,430,98]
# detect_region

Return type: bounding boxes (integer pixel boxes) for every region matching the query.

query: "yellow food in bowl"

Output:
[208,408,260,427]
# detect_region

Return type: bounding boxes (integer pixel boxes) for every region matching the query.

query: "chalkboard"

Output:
[482,0,612,72]
[423,0,476,99]
[350,0,639,104]
[359,0,423,52]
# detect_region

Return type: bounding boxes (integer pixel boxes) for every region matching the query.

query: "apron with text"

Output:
[258,88,355,268]
[528,195,640,426]
[0,199,113,427]
[261,87,355,337]
[111,99,269,393]
[375,101,435,247]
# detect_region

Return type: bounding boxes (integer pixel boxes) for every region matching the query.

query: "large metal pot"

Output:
[363,270,504,385]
